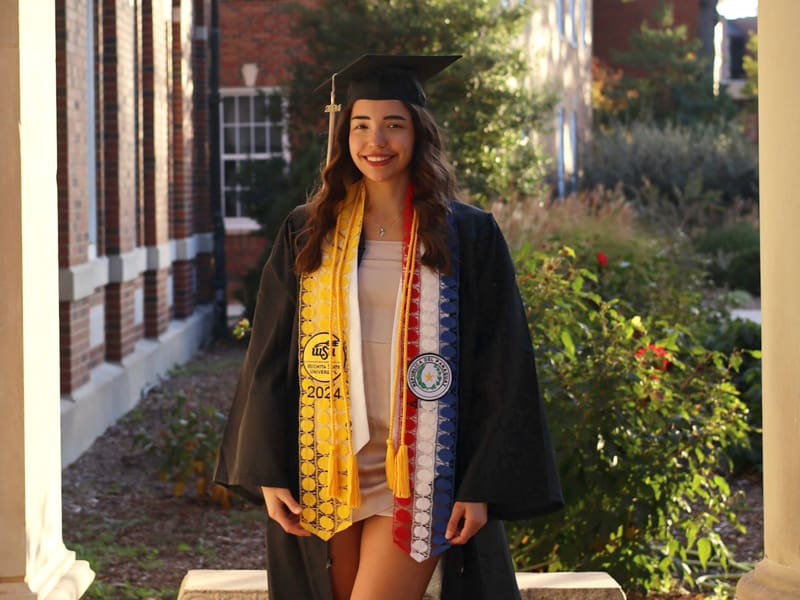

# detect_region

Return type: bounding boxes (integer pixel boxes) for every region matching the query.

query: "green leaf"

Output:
[697,537,712,569]
[561,330,576,360]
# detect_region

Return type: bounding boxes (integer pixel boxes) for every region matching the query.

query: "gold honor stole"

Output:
[297,183,460,563]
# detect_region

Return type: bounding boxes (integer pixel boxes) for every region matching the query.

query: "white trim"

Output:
[108,247,147,283]
[173,233,215,260]
[220,86,286,96]
[59,256,110,301]
[146,242,173,271]
[224,216,261,233]
[173,236,197,261]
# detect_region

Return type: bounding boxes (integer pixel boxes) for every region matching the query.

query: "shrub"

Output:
[135,392,232,508]
[509,246,750,593]
[705,318,762,472]
[693,221,760,297]
[582,120,759,225]
[492,191,724,337]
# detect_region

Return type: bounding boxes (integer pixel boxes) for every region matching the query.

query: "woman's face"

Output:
[348,99,415,185]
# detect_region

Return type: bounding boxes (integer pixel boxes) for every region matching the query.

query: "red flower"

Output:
[636,344,670,371]
[596,251,608,268]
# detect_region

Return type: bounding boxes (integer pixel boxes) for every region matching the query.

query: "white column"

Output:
[0,1,94,598]
[736,1,800,598]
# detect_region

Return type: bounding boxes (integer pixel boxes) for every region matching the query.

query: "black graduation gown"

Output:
[214,200,564,600]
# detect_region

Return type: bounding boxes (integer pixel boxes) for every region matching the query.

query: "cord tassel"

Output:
[394,443,411,498]
[385,439,396,487]
[346,453,362,507]
[326,447,341,499]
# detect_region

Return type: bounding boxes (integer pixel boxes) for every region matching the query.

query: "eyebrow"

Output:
[351,114,408,121]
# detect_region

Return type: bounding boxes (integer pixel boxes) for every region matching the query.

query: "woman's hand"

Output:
[261,487,311,537]
[445,501,488,545]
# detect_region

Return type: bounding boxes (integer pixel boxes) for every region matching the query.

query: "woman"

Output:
[215,55,563,600]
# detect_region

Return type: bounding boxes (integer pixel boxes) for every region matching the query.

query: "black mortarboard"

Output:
[317,54,461,163]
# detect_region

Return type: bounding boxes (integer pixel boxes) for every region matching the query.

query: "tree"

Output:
[741,32,758,113]
[594,3,734,126]
[284,0,555,205]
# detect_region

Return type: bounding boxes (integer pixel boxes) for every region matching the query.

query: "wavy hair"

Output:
[294,102,459,274]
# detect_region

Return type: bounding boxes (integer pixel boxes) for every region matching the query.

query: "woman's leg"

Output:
[350,516,440,600]
[329,520,364,600]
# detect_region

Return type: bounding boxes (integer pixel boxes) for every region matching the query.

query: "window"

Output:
[730,34,747,79]
[557,107,565,199]
[569,0,578,47]
[220,90,288,218]
[87,0,98,257]
[580,0,588,48]
[570,110,578,194]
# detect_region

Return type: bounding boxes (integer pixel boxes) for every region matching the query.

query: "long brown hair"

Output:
[294,102,458,274]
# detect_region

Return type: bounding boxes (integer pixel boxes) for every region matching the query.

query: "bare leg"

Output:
[350,516,440,600]
[329,520,364,600]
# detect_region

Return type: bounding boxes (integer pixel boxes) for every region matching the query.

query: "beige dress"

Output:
[351,239,402,522]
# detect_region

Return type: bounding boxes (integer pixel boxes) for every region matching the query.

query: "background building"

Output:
[523,0,593,199]
[57,0,220,467]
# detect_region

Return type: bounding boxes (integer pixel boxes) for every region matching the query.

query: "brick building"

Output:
[57,0,220,466]
[593,0,718,79]
[218,1,298,306]
[523,0,593,198]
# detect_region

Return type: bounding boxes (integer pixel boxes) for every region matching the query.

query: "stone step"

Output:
[177,569,626,599]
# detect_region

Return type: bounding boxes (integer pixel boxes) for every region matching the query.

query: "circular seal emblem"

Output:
[407,353,452,401]
[301,332,343,383]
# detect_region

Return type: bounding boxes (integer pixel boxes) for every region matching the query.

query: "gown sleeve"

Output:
[213,209,304,504]
[454,209,564,521]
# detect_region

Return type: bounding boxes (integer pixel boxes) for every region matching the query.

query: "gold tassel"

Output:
[326,447,340,499]
[385,439,396,488]
[346,453,362,507]
[394,443,411,498]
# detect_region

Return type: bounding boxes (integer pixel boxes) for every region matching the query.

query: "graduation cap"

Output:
[317,54,461,164]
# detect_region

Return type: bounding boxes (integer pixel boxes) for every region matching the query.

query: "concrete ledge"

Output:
[178,570,268,600]
[61,305,214,468]
[108,247,147,283]
[517,572,625,599]
[176,569,625,599]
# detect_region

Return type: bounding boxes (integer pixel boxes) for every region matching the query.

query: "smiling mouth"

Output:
[364,155,394,164]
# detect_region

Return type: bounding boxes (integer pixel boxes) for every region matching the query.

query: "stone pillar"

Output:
[736,1,800,598]
[0,1,94,597]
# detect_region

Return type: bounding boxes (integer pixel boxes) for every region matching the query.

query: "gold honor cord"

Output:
[385,210,419,499]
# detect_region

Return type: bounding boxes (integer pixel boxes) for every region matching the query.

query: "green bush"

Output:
[693,221,760,297]
[510,246,750,593]
[582,120,759,226]
[134,392,232,507]
[492,191,725,337]
[705,318,762,472]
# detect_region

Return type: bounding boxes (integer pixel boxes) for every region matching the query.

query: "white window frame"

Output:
[580,0,588,48]
[219,87,290,223]
[87,0,98,259]
[570,110,578,194]
[569,0,578,48]
[557,107,566,199]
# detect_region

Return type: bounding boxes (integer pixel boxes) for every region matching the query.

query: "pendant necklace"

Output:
[373,213,402,238]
